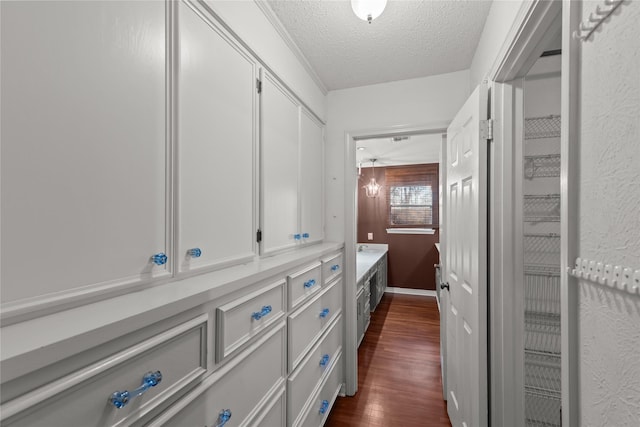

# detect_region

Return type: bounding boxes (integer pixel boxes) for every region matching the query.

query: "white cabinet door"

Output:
[445,84,489,427]
[299,110,324,245]
[260,72,300,255]
[178,2,256,273]
[0,1,168,316]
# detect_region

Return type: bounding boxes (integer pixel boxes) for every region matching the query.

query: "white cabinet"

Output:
[260,73,324,255]
[0,1,169,316]
[0,245,345,427]
[177,1,257,273]
[145,323,286,427]
[299,110,325,245]
[1,314,209,427]
[260,72,300,254]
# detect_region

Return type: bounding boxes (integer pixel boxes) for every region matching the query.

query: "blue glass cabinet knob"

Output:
[110,371,162,409]
[187,248,202,258]
[216,409,232,427]
[151,253,167,266]
[251,305,272,321]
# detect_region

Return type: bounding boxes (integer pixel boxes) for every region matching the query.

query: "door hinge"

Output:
[256,229,262,243]
[256,78,262,94]
[480,119,493,140]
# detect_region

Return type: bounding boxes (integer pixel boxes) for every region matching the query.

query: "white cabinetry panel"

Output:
[215,279,286,362]
[288,262,322,310]
[260,72,300,255]
[288,315,342,426]
[0,1,168,311]
[288,278,342,372]
[299,110,324,245]
[298,352,342,427]
[249,385,286,427]
[1,314,208,427]
[178,2,257,273]
[146,323,286,427]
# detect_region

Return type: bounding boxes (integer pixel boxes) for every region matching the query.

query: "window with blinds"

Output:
[385,164,439,228]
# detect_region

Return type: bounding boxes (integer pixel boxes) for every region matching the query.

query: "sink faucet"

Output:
[358,245,369,252]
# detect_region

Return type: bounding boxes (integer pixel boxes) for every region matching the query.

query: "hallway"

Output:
[326,293,451,427]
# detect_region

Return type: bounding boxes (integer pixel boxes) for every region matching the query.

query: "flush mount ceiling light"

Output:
[363,158,382,198]
[351,0,387,24]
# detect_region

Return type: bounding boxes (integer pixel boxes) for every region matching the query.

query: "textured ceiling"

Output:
[266,0,493,91]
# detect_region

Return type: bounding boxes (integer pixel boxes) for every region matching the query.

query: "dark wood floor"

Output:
[326,293,451,427]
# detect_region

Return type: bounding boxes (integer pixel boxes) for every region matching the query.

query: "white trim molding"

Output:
[386,228,436,235]
[344,120,449,397]
[253,0,328,95]
[385,287,437,298]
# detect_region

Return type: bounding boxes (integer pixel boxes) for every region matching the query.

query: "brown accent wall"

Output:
[357,164,440,290]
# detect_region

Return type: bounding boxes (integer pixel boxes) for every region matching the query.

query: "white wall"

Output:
[577,1,640,425]
[469,0,529,88]
[205,0,326,120]
[324,70,470,241]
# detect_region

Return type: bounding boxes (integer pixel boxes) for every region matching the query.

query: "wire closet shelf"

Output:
[524,194,561,222]
[525,154,561,179]
[525,115,561,140]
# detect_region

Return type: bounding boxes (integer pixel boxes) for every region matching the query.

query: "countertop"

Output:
[356,243,388,283]
[1,241,344,382]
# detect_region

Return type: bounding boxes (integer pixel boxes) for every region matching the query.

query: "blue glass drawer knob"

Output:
[110,371,162,409]
[319,399,330,415]
[216,409,232,427]
[320,354,330,367]
[319,308,330,319]
[331,264,340,271]
[251,305,272,321]
[294,233,302,240]
[302,233,310,239]
[151,253,167,266]
[304,279,316,288]
[187,248,202,258]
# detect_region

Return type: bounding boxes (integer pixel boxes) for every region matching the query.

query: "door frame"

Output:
[488,1,579,426]
[343,121,449,396]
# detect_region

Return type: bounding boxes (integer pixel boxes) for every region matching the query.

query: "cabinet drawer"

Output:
[146,323,286,427]
[1,315,208,427]
[298,352,342,427]
[321,252,343,285]
[288,278,342,373]
[288,315,342,426]
[288,262,322,309]
[216,279,286,362]
[248,385,286,427]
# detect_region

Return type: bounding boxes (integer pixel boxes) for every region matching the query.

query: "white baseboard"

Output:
[385,287,437,298]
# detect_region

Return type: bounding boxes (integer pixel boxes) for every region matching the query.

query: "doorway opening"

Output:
[343,123,448,396]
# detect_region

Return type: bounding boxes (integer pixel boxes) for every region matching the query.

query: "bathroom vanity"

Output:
[355,244,388,346]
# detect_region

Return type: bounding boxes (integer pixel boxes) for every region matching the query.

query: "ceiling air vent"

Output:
[392,136,409,142]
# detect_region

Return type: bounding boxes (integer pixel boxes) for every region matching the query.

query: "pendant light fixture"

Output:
[351,0,387,24]
[363,158,381,198]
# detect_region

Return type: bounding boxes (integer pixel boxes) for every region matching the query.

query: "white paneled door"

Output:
[178,1,257,273]
[299,109,324,245]
[1,0,168,312]
[444,84,489,427]
[260,72,300,255]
